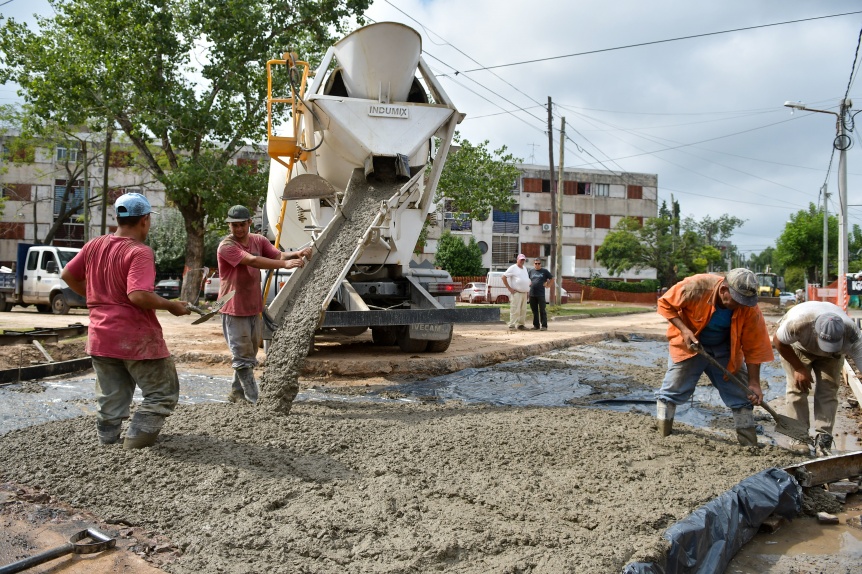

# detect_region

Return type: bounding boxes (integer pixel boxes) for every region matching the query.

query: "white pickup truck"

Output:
[0,243,86,314]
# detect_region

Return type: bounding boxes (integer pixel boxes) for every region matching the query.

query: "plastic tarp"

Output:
[623,467,801,574]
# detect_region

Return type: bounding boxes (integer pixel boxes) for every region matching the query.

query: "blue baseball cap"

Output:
[115,192,155,218]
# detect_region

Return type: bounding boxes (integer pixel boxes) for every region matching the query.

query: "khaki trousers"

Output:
[508,291,528,328]
[780,346,843,436]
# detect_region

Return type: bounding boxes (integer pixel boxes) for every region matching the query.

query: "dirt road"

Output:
[0,305,852,573]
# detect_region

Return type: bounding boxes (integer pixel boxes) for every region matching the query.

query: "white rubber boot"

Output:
[732,408,758,447]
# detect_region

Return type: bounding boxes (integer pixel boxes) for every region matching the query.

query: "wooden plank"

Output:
[31,340,54,362]
[0,357,93,385]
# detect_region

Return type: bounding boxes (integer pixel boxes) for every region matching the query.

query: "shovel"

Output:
[0,528,116,573]
[187,290,235,325]
[690,343,812,444]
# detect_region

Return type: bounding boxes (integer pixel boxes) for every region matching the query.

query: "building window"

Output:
[594,183,609,197]
[511,176,521,193]
[539,211,552,225]
[54,180,85,216]
[575,213,591,228]
[575,245,592,260]
[492,209,519,234]
[541,179,551,193]
[0,222,25,240]
[595,214,611,229]
[1,183,32,201]
[56,146,80,163]
[577,182,590,195]
[627,185,643,199]
[520,243,541,258]
[563,181,577,195]
[523,178,542,193]
[109,150,134,168]
[492,235,520,267]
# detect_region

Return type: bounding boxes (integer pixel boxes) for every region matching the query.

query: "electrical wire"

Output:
[459,11,862,73]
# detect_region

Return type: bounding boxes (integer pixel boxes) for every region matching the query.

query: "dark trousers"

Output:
[529,296,547,328]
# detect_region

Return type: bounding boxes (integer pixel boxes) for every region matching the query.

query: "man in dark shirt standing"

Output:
[528,258,553,331]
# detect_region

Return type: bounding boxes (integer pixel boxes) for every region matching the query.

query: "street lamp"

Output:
[784,99,853,310]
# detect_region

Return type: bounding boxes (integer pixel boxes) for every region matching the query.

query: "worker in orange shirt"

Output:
[655,269,774,446]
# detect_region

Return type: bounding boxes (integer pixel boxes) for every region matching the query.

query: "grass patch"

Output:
[457,302,654,320]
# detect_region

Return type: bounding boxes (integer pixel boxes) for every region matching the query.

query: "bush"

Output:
[587,278,660,293]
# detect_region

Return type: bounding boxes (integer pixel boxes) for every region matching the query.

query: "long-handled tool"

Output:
[691,344,811,444]
[187,290,235,325]
[0,528,116,573]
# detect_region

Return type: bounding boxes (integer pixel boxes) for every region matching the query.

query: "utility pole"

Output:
[101,125,113,236]
[547,97,556,277]
[555,117,565,305]
[822,183,829,286]
[837,98,851,310]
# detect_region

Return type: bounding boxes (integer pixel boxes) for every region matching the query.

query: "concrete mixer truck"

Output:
[260,22,499,353]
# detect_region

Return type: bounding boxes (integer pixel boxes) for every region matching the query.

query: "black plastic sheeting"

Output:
[623,467,802,574]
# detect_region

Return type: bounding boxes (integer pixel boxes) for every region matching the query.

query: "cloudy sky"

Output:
[3,0,862,260]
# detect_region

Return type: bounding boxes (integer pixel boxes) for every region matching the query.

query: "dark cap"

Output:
[226,205,252,223]
[725,268,758,307]
[815,313,845,353]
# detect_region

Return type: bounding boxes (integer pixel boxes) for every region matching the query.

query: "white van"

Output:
[485,271,568,304]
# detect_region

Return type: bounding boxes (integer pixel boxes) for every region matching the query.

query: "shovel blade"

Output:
[772,412,812,444]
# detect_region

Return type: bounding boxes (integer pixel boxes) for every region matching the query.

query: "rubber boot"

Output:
[236,367,259,405]
[96,421,122,445]
[123,412,166,450]
[732,408,758,447]
[227,370,250,404]
[656,400,675,437]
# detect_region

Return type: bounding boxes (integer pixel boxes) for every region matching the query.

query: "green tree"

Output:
[775,203,837,283]
[435,133,521,221]
[748,247,777,273]
[434,231,484,276]
[1,0,370,299]
[596,200,729,287]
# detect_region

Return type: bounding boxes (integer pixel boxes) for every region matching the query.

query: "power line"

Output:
[458,11,862,73]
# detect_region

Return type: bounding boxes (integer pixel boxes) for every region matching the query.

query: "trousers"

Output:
[780,346,842,436]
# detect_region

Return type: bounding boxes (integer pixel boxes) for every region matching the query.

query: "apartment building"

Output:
[426,163,658,281]
[0,134,264,268]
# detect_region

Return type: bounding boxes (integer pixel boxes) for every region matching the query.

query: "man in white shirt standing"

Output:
[502,253,531,331]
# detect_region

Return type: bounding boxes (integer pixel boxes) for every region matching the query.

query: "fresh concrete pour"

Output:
[260,174,402,414]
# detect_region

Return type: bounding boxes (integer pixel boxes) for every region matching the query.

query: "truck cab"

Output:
[0,244,84,314]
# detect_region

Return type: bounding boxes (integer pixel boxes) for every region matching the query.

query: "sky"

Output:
[3,0,862,260]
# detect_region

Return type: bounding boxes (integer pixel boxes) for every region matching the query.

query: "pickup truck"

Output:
[0,243,86,314]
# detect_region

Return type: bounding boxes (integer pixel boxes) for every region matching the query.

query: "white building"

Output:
[423,164,659,281]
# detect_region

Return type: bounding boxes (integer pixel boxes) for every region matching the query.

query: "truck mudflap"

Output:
[320,308,499,328]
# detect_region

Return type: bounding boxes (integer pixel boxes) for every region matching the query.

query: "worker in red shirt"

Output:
[62,193,190,448]
[217,205,311,404]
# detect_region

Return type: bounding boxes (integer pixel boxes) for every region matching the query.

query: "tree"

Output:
[435,133,521,221]
[434,231,484,276]
[596,200,728,287]
[774,203,837,283]
[1,0,370,300]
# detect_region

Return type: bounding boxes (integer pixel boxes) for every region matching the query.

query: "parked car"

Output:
[459,282,487,303]
[779,291,797,306]
[155,279,182,299]
[204,275,220,301]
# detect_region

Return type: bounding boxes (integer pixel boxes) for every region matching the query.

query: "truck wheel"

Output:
[51,293,70,315]
[426,329,453,353]
[0,293,11,312]
[495,295,509,304]
[397,329,428,353]
[372,327,397,346]
[36,304,52,314]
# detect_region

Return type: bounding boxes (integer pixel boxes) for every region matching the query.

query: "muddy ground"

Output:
[0,306,857,573]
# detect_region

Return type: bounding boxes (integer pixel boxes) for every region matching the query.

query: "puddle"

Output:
[728,497,862,572]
